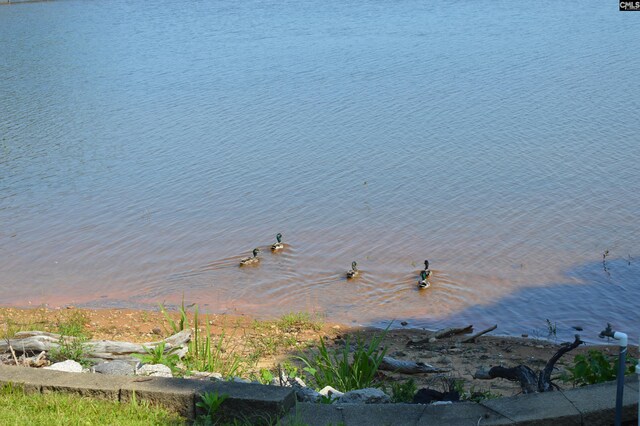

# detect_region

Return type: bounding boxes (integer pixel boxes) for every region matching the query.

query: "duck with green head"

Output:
[423,260,433,279]
[418,270,431,289]
[346,261,359,279]
[240,248,261,266]
[271,233,284,251]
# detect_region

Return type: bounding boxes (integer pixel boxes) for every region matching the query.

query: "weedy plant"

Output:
[184,306,243,378]
[159,298,189,334]
[562,350,637,386]
[297,325,389,392]
[195,391,228,425]
[452,379,500,403]
[545,319,557,340]
[135,342,180,372]
[49,310,90,364]
[387,379,417,403]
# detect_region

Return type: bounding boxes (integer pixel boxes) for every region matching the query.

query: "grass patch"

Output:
[276,312,323,333]
[0,383,184,425]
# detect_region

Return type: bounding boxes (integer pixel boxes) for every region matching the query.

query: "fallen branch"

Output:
[379,356,450,374]
[461,324,497,343]
[407,325,473,347]
[474,335,584,393]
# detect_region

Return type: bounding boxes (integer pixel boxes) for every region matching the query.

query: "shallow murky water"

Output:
[1,0,639,342]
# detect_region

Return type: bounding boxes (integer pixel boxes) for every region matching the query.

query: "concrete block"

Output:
[562,379,638,425]
[481,391,581,426]
[280,402,345,426]
[341,403,424,426]
[197,381,296,424]
[418,402,511,425]
[40,372,128,401]
[120,376,204,419]
[0,365,42,393]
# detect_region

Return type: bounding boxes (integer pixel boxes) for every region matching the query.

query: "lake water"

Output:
[1,0,639,342]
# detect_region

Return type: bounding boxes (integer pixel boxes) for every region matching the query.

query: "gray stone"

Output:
[337,388,391,404]
[294,386,321,403]
[318,385,343,401]
[93,360,135,376]
[137,363,173,377]
[44,360,83,373]
[232,376,251,383]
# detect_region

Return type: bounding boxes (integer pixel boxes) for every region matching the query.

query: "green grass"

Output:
[0,384,185,425]
[276,312,323,332]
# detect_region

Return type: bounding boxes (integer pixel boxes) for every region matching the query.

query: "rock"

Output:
[401,321,408,326]
[93,360,136,376]
[231,377,251,383]
[337,388,390,404]
[429,337,437,343]
[136,364,172,377]
[44,360,83,373]
[152,327,163,335]
[319,385,344,401]
[295,386,321,403]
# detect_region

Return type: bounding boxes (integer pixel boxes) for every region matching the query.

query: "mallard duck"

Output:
[240,248,260,266]
[423,260,433,279]
[418,270,431,289]
[346,261,359,279]
[271,233,284,251]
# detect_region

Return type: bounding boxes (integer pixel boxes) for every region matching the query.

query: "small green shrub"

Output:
[452,379,500,402]
[562,350,637,386]
[135,342,180,372]
[388,379,417,403]
[297,326,389,392]
[49,336,88,364]
[195,391,228,425]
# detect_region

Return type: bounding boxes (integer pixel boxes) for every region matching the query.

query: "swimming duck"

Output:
[423,260,433,279]
[271,233,284,251]
[346,261,359,279]
[418,270,431,289]
[240,248,260,266]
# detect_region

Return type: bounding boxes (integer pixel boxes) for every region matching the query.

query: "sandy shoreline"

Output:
[1,305,636,398]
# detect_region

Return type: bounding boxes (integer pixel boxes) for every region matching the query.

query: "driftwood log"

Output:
[474,335,584,393]
[407,325,473,347]
[0,329,192,361]
[379,356,450,374]
[461,324,497,343]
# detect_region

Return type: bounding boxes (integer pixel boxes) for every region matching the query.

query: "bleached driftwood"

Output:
[379,356,449,374]
[407,325,473,347]
[461,324,497,343]
[0,329,192,361]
